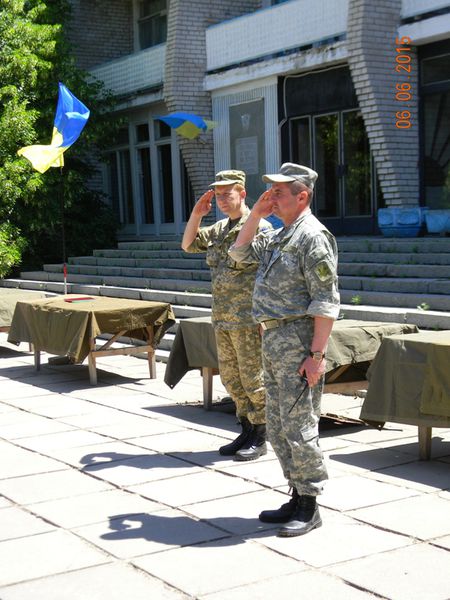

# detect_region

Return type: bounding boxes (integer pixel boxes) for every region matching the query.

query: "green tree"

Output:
[0,0,119,275]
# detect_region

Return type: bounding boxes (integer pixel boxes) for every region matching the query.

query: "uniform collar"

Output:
[226,206,250,229]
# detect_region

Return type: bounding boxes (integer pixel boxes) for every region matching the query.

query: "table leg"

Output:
[202,367,213,411]
[148,350,156,379]
[88,338,97,385]
[145,326,156,379]
[418,425,432,460]
[34,348,40,371]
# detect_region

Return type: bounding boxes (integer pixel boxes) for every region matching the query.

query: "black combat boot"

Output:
[277,494,322,537]
[234,424,267,461]
[259,488,300,523]
[219,417,253,456]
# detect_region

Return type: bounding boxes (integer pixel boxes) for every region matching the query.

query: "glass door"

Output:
[291,109,378,234]
[313,113,340,219]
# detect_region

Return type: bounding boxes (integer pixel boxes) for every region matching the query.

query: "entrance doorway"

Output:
[291,109,380,235]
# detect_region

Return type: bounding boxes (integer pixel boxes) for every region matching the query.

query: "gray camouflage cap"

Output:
[262,163,318,190]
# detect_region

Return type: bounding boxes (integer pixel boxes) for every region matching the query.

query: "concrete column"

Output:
[164,1,260,201]
[347,0,420,207]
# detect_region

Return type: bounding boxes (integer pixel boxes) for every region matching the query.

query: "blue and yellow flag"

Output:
[155,112,216,139]
[18,83,90,174]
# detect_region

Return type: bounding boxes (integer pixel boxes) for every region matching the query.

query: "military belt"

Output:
[260,316,305,331]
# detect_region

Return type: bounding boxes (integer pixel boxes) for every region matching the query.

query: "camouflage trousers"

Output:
[261,319,328,496]
[214,326,266,425]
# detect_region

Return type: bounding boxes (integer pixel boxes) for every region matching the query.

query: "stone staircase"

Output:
[2,235,450,359]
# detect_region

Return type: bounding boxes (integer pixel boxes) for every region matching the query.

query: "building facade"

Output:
[68,0,450,238]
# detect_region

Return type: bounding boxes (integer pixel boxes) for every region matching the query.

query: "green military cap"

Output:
[210,170,246,187]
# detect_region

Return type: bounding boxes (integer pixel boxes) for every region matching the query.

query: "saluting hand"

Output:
[252,190,275,218]
[193,189,214,217]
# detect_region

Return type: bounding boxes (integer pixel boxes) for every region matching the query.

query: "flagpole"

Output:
[60,167,67,294]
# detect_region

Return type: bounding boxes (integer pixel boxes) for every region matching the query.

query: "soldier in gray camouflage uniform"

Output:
[229,163,340,536]
[182,170,272,460]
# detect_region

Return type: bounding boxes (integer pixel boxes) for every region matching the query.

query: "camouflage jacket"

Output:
[185,208,272,328]
[228,210,340,322]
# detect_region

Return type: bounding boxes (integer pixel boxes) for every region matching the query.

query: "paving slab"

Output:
[325,442,415,474]
[0,530,110,587]
[349,493,450,540]
[133,538,307,597]
[362,459,450,492]
[1,342,449,598]
[75,507,227,559]
[318,473,420,511]
[0,441,68,479]
[15,429,112,453]
[0,469,114,505]
[0,563,190,600]
[200,569,379,599]
[250,508,412,568]
[0,413,75,440]
[53,439,155,468]
[83,452,203,487]
[130,470,263,507]
[326,543,450,600]
[183,488,292,535]
[0,505,56,540]
[124,428,236,454]
[28,489,165,529]
[217,456,287,488]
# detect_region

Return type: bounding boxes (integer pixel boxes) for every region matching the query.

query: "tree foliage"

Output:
[0,0,119,275]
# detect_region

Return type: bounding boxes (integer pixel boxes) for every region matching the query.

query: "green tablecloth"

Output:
[361,330,450,427]
[8,295,176,363]
[0,289,47,329]
[164,318,418,388]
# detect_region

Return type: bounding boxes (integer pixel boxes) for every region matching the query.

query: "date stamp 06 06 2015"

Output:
[395,36,413,130]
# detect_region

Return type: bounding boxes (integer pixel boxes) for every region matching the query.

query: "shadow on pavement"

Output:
[100,512,275,546]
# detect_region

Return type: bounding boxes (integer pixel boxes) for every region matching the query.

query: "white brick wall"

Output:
[348,0,420,207]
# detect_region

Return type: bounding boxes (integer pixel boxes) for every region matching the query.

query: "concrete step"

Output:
[4,279,450,330]
[339,275,450,296]
[339,251,450,265]
[22,271,213,293]
[20,269,450,308]
[339,263,450,278]
[340,288,450,311]
[70,256,207,269]
[44,264,212,281]
[337,237,450,253]
[58,260,450,280]
[118,240,182,250]
[92,248,204,260]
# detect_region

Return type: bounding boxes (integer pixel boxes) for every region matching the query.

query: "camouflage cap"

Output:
[210,170,246,187]
[262,163,318,190]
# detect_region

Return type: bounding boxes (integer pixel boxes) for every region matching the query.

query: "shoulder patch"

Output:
[314,261,333,282]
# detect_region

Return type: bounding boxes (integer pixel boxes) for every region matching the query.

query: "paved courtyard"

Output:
[0,337,449,599]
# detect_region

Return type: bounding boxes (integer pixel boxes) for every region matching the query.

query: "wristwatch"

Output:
[309,350,326,362]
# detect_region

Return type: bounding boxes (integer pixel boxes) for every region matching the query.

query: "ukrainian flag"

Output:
[18,83,90,174]
[155,112,216,139]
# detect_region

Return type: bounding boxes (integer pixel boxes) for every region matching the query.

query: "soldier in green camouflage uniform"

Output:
[229,163,340,536]
[182,170,272,460]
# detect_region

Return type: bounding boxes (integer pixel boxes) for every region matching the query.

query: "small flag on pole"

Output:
[18,83,90,173]
[155,112,216,139]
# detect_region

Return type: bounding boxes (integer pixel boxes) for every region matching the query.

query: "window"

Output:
[420,42,450,209]
[138,0,167,50]
[135,124,154,224]
[107,128,134,225]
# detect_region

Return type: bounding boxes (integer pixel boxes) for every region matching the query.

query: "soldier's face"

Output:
[269,183,306,224]
[215,184,245,218]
